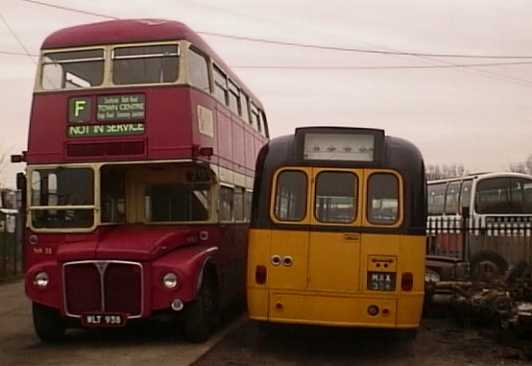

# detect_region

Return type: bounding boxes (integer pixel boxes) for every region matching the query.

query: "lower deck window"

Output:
[32,209,94,228]
[145,183,210,222]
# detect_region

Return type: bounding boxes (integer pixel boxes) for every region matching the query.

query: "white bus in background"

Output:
[426,172,532,281]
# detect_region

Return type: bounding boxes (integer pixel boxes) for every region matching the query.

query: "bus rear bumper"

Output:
[248,289,423,329]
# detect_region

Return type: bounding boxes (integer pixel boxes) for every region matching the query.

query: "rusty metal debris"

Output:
[425,261,532,358]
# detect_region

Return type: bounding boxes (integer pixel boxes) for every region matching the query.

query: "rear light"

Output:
[401,272,414,291]
[255,265,267,284]
[367,305,379,316]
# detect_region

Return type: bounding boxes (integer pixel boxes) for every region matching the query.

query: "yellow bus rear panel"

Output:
[247,228,425,329]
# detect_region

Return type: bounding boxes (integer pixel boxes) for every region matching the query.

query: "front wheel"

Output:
[183,273,219,343]
[32,302,66,342]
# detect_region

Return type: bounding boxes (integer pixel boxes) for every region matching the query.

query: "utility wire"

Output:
[20,0,118,20]
[0,50,38,57]
[0,12,37,64]
[4,48,532,70]
[198,31,532,60]
[231,61,532,70]
[13,0,532,88]
[17,0,532,60]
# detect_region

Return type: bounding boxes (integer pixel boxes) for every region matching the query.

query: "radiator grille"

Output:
[63,261,143,318]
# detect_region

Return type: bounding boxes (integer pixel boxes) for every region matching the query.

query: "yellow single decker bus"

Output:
[247,127,426,336]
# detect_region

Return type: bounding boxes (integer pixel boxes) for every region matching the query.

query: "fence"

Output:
[427,216,532,265]
[0,209,22,280]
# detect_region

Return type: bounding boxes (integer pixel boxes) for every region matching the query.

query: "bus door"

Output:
[307,168,363,292]
[268,168,311,292]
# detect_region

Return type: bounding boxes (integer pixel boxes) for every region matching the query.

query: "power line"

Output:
[198,31,532,60]
[20,0,117,19]
[0,12,37,64]
[232,61,532,70]
[3,47,532,70]
[17,0,532,60]
[12,0,532,88]
[0,50,38,57]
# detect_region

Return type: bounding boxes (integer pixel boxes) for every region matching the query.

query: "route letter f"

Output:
[74,100,87,117]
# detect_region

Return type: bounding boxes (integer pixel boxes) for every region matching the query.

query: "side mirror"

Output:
[16,172,26,191]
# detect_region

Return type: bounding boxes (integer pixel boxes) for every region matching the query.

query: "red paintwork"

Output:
[24,19,268,325]
[28,87,265,177]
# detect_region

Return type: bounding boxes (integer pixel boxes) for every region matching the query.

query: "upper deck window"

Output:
[241,93,250,123]
[113,44,179,85]
[41,49,104,90]
[188,47,210,92]
[228,80,241,116]
[213,65,228,104]
[250,103,260,131]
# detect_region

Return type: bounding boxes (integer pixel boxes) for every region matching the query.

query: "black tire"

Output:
[505,260,529,285]
[469,251,508,281]
[395,329,418,343]
[32,302,66,342]
[183,272,219,343]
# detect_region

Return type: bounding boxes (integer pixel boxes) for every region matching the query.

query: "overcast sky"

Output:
[2,0,532,187]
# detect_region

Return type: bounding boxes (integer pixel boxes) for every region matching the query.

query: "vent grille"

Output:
[66,141,145,157]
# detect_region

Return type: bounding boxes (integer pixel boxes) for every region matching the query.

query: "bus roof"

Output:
[428,171,532,185]
[41,18,263,107]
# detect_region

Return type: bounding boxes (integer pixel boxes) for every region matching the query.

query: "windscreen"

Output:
[30,167,94,228]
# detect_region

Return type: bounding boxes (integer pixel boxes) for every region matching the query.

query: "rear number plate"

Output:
[81,313,127,327]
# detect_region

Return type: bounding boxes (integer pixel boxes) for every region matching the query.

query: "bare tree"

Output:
[0,153,6,190]
[426,163,467,180]
[508,154,532,175]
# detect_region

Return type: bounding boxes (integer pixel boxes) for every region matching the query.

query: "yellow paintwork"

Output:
[247,166,425,329]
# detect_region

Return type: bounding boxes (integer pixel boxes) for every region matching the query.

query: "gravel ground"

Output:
[194,317,531,366]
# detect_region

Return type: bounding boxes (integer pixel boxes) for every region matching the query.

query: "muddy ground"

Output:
[194,317,532,366]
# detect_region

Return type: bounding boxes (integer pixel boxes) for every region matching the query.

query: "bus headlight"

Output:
[425,269,440,283]
[33,272,49,288]
[162,272,179,289]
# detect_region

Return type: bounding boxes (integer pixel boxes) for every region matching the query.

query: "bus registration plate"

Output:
[81,313,127,327]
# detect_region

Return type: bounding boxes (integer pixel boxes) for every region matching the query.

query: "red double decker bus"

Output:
[12,19,269,342]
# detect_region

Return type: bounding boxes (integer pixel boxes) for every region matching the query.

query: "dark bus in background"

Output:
[426,172,532,281]
[247,127,426,339]
[12,19,268,342]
